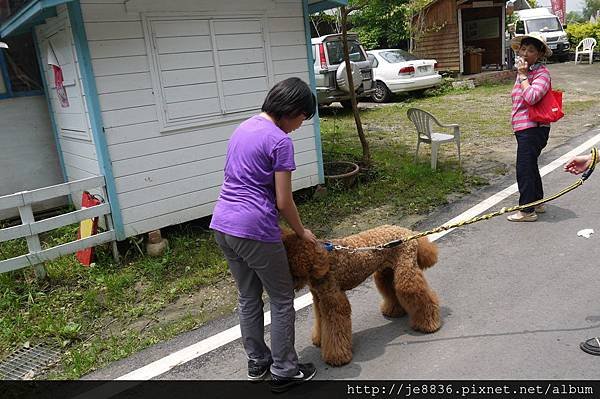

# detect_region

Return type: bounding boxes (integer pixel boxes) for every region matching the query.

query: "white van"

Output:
[514,8,570,60]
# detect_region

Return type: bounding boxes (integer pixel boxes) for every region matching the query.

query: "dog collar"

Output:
[323,242,334,252]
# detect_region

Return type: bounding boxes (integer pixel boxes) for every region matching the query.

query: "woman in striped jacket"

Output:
[507,33,554,222]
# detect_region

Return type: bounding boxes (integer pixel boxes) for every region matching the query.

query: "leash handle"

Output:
[582,147,598,181]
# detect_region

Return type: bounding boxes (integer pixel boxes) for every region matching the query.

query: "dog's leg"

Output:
[311,289,322,347]
[374,268,406,318]
[319,290,353,366]
[394,265,441,333]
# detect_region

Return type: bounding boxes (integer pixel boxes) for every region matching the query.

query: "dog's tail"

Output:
[416,237,438,269]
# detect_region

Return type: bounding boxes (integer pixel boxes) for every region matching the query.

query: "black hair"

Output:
[261,77,316,121]
[520,37,544,54]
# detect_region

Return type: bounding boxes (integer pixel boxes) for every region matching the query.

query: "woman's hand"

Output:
[516,56,528,76]
[299,228,317,245]
[564,155,593,175]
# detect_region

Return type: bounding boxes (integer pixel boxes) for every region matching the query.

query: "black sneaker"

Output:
[247,359,271,382]
[270,363,316,393]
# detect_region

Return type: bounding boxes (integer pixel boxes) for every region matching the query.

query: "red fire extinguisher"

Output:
[76,191,103,266]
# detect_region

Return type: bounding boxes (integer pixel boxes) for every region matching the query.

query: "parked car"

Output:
[311,34,375,109]
[366,49,442,103]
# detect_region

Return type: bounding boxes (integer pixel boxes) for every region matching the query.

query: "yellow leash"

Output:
[325,147,599,252]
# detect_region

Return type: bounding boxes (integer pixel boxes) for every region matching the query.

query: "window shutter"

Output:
[151,19,220,123]
[145,15,271,131]
[213,19,268,114]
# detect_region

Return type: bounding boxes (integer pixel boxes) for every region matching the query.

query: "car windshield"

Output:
[325,40,366,64]
[379,49,419,63]
[525,17,562,32]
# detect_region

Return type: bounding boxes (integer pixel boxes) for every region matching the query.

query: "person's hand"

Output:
[299,228,318,245]
[516,56,528,76]
[564,155,593,175]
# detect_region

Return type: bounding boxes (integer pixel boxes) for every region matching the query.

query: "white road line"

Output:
[113,131,600,381]
[116,294,313,380]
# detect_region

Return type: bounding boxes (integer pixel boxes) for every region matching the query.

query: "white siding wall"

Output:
[0,96,66,220]
[35,5,100,187]
[80,0,320,237]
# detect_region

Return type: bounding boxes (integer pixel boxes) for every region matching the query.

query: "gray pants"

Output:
[214,231,298,377]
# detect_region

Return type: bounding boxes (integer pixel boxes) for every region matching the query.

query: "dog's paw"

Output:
[410,312,441,333]
[380,301,406,318]
[323,350,352,367]
[312,332,321,347]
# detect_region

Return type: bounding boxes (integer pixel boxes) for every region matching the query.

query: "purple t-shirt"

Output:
[210,115,296,242]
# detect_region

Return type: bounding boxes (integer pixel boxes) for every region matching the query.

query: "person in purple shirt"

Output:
[210,78,318,391]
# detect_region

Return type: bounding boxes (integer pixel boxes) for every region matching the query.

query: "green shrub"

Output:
[566,22,600,47]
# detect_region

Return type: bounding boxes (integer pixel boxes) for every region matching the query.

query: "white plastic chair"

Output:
[407,108,461,170]
[575,38,596,64]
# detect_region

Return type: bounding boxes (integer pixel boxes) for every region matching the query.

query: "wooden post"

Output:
[18,205,47,280]
[102,186,120,264]
[105,213,120,264]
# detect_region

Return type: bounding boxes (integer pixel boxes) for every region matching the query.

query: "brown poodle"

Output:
[282,225,441,366]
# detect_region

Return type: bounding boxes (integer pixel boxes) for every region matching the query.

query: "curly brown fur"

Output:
[282,225,441,366]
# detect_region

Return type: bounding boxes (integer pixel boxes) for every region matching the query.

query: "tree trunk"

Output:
[340,6,370,166]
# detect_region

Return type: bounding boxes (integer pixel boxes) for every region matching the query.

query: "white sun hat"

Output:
[510,32,552,58]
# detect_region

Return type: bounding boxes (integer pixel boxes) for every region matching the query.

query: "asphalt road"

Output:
[85,124,600,381]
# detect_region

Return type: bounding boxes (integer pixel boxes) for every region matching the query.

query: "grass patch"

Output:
[320,83,516,152]
[305,84,505,235]
[0,223,230,379]
[299,144,486,236]
[563,99,597,115]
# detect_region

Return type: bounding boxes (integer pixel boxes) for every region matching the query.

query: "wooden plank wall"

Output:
[412,0,460,71]
[79,0,320,237]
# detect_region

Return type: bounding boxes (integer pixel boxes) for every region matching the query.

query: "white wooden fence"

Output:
[0,176,116,277]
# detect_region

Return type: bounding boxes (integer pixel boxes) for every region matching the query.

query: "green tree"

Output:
[348,0,412,50]
[583,0,600,20]
[566,11,585,23]
[526,0,538,8]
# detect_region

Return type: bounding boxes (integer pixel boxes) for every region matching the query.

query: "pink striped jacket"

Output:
[511,63,551,132]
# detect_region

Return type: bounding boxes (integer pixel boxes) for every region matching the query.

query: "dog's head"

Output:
[281,228,330,290]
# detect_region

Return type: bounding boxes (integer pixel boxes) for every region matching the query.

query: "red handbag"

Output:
[527,86,564,124]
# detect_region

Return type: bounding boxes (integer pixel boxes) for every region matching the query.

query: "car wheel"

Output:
[340,99,358,109]
[371,81,391,103]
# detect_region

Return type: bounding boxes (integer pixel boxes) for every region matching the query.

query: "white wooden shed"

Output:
[0,0,345,245]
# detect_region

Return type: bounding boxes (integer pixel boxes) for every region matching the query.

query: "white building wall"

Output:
[80,0,320,237]
[0,96,66,220]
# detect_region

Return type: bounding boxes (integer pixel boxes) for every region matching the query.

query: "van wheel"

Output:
[340,99,358,109]
[371,81,391,103]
